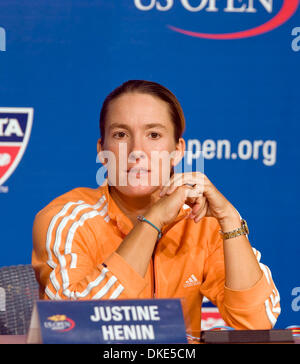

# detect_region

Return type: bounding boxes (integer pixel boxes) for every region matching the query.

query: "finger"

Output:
[194,200,209,223]
[189,196,206,218]
[160,172,205,197]
[162,172,197,191]
[163,180,202,198]
[162,183,203,202]
[160,177,188,197]
[186,183,204,198]
[160,184,171,197]
[188,202,202,219]
[172,172,200,188]
[159,174,176,196]
[165,182,198,197]
[165,183,178,196]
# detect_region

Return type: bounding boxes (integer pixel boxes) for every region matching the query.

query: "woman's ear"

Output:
[172,138,186,167]
[97,138,106,165]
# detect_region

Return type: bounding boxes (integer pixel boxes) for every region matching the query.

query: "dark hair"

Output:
[99,80,185,145]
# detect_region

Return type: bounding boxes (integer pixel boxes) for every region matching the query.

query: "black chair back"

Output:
[0,265,39,335]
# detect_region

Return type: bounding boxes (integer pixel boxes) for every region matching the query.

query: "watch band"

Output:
[220,219,249,240]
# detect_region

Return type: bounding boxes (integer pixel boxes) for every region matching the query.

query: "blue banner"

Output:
[0,0,299,330]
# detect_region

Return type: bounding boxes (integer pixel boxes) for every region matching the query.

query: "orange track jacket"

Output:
[32,181,280,337]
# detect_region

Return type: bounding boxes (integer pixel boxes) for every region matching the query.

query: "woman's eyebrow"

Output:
[109,123,130,130]
[144,123,168,130]
[109,122,168,130]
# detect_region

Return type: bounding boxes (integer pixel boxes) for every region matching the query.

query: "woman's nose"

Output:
[128,149,147,163]
[128,138,147,163]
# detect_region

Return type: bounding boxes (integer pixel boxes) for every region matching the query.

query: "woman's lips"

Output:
[126,168,150,173]
[126,168,151,178]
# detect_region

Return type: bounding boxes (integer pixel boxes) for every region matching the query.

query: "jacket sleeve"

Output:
[32,204,148,301]
[199,219,281,330]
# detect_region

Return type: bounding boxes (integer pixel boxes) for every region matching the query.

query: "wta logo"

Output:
[134,0,299,39]
[0,108,33,187]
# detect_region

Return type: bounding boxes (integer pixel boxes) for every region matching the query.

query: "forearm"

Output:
[219,214,263,291]
[112,209,162,278]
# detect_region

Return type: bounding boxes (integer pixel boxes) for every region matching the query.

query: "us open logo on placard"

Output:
[134,0,299,40]
[44,315,76,332]
[0,108,33,187]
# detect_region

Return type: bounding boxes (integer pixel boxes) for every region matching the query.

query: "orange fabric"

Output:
[32,181,280,337]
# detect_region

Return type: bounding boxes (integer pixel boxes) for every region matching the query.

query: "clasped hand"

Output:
[150,172,239,228]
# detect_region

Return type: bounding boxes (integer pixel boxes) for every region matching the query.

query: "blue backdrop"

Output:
[0,0,299,330]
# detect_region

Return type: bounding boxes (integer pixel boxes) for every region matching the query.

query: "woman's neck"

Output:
[109,186,161,224]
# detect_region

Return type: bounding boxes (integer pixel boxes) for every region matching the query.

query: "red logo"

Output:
[168,0,299,39]
[0,108,33,186]
[201,308,226,330]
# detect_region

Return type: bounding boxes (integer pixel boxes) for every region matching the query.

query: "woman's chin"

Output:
[116,185,159,197]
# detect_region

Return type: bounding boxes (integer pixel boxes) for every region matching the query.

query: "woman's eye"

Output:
[113,131,126,138]
[149,132,160,139]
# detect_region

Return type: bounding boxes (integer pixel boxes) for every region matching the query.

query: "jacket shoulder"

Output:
[33,186,107,227]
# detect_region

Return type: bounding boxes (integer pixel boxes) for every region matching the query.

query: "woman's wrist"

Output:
[144,208,164,231]
[218,208,241,232]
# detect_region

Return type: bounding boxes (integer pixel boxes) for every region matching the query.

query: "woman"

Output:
[32,80,280,339]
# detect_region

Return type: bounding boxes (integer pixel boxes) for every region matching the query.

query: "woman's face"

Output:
[98,92,185,197]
